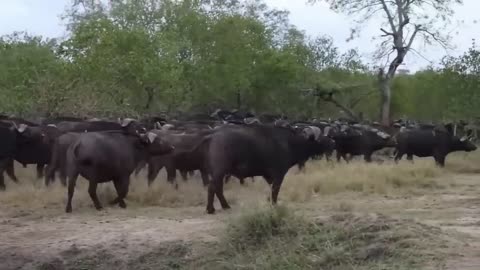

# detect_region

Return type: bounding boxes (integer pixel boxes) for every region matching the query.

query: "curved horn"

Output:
[323,126,332,137]
[17,123,27,133]
[147,132,157,143]
[121,118,135,127]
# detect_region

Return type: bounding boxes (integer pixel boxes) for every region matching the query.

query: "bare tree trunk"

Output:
[379,78,391,126]
[144,86,154,110]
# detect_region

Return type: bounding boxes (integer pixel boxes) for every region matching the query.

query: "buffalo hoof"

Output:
[94,205,103,211]
[206,207,215,214]
[65,206,72,213]
[118,201,127,209]
[221,204,231,210]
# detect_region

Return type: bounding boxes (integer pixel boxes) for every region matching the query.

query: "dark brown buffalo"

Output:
[65,131,174,213]
[44,118,145,186]
[0,122,56,190]
[394,125,477,166]
[198,125,332,214]
[146,129,215,187]
[44,132,82,186]
[332,125,396,162]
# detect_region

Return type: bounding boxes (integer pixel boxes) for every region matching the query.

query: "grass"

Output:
[0,150,478,211]
[194,205,448,270]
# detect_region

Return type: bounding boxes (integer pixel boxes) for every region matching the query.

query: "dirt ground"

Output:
[1,162,480,270]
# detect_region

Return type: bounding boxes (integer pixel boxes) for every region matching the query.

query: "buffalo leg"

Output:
[65,171,79,213]
[434,154,446,167]
[166,166,178,189]
[0,158,12,190]
[297,161,306,172]
[271,178,285,205]
[394,150,404,163]
[363,152,373,163]
[36,164,45,179]
[337,151,349,163]
[336,151,342,162]
[134,159,147,176]
[5,159,18,183]
[111,178,129,208]
[215,176,230,210]
[59,167,67,186]
[406,154,414,163]
[188,171,194,177]
[180,170,188,181]
[200,170,209,186]
[44,164,55,186]
[0,172,5,191]
[224,174,231,184]
[118,177,130,208]
[88,181,102,211]
[109,179,121,206]
[207,177,219,214]
[147,162,162,186]
[239,178,245,185]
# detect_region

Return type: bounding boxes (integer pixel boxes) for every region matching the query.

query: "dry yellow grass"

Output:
[0,150,478,211]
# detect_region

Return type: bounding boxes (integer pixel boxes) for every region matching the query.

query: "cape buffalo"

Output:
[65,131,174,213]
[394,126,477,166]
[332,125,395,162]
[199,125,332,214]
[44,118,145,186]
[145,129,215,187]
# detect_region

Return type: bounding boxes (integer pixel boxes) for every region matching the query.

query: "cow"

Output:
[196,125,334,214]
[64,130,174,213]
[394,125,477,167]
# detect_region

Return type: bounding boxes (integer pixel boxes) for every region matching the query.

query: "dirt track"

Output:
[1,168,480,269]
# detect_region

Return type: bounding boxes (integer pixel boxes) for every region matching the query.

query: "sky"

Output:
[1,0,479,72]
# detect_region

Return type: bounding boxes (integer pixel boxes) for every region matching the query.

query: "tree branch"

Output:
[380,0,397,32]
[317,91,360,121]
[380,28,394,36]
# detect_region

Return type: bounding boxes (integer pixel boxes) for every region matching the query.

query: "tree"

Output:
[309,0,463,125]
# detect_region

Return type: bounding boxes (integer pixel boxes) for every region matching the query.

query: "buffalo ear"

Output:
[444,123,454,135]
[323,126,331,137]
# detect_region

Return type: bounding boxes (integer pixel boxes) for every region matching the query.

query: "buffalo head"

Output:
[140,132,175,155]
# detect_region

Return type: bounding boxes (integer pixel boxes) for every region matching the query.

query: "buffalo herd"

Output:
[0,111,476,214]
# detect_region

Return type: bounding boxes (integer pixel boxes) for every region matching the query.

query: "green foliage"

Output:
[391,40,480,121]
[0,0,477,121]
[0,0,380,119]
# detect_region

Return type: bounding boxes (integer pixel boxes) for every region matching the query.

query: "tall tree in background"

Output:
[309,0,463,125]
